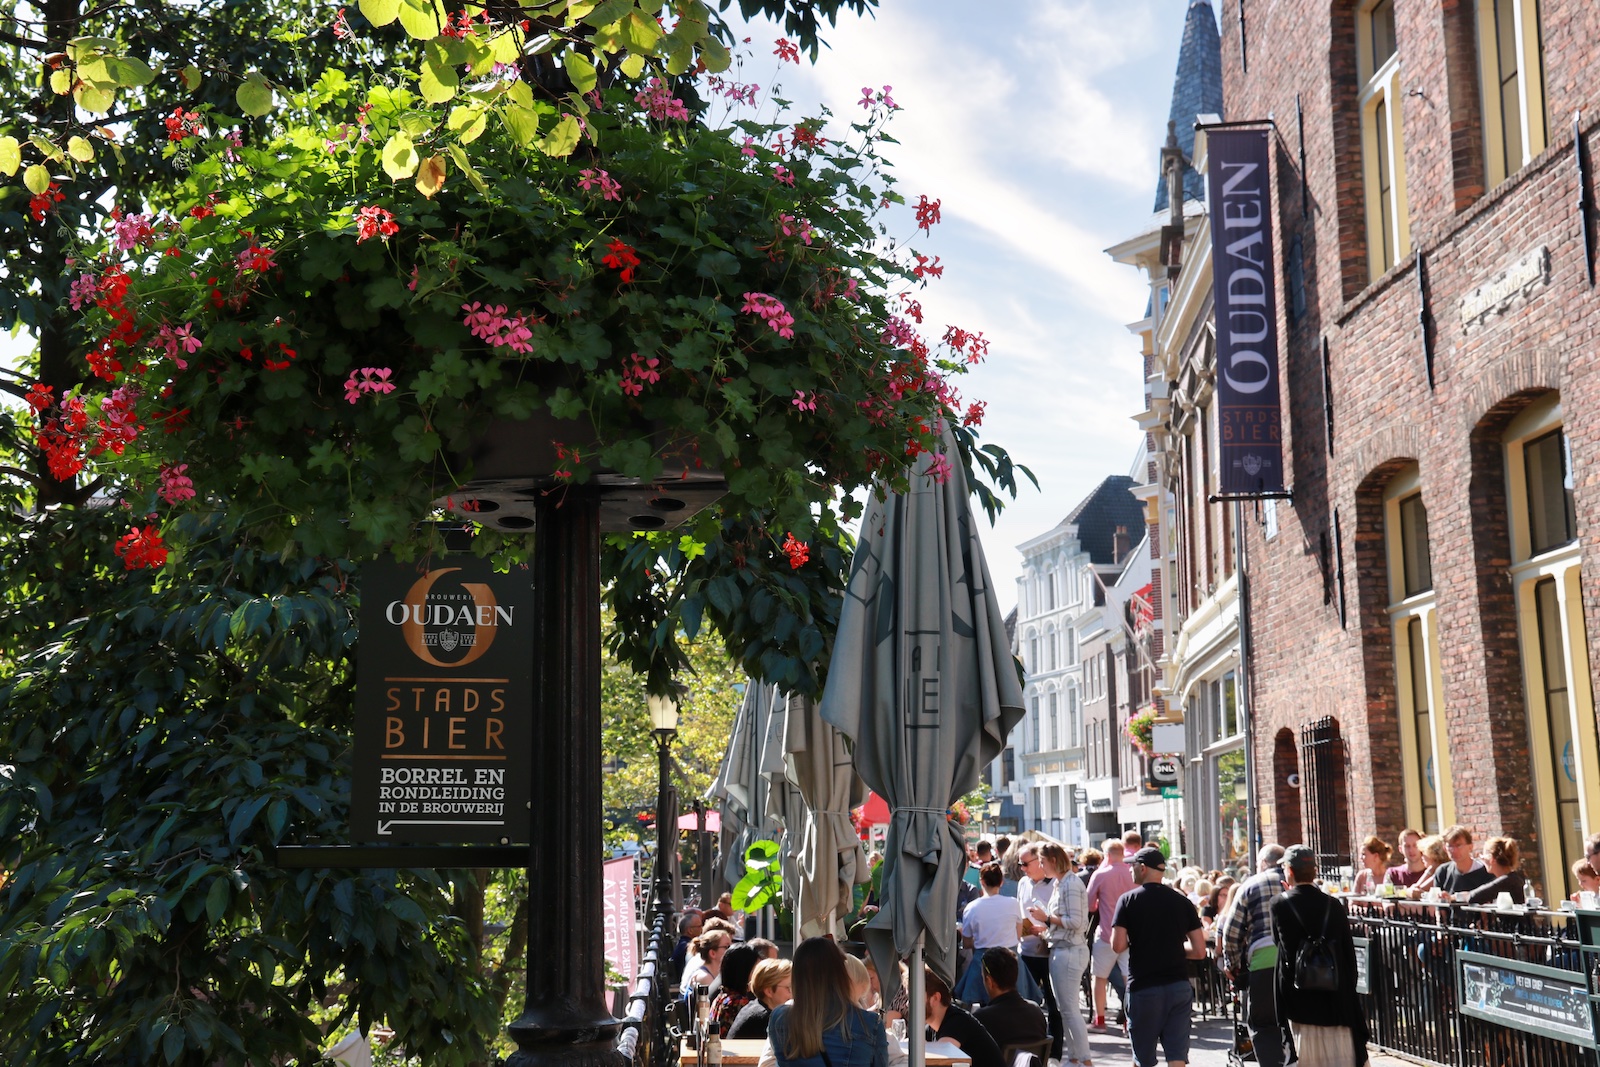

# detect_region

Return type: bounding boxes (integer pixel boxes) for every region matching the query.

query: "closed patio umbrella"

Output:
[819,433,1024,1064]
[783,691,869,939]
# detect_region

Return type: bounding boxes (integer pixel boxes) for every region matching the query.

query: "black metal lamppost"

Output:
[987,797,1003,836]
[648,690,680,924]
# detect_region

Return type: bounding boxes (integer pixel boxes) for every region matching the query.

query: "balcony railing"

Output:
[616,885,681,1067]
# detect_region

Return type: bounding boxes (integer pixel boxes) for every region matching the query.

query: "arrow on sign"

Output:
[378,820,506,835]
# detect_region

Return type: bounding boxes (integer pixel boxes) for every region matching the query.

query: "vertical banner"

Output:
[351,555,533,843]
[602,856,638,986]
[1206,128,1286,495]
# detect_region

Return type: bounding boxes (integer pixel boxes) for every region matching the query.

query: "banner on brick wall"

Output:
[602,856,638,986]
[1206,128,1285,496]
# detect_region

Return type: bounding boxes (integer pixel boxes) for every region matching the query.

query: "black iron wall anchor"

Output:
[1576,109,1595,288]
[1416,249,1436,390]
[1321,335,1335,457]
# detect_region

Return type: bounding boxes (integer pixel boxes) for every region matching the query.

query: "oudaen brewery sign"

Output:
[350,555,532,844]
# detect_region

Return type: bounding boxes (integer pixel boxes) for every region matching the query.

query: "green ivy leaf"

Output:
[500,105,540,147]
[22,164,49,195]
[381,131,419,179]
[420,49,459,104]
[542,114,580,158]
[0,137,19,176]
[396,0,445,39]
[236,73,274,117]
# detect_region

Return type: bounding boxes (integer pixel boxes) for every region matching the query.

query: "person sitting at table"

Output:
[748,938,781,961]
[1350,835,1391,896]
[731,959,793,1040]
[767,937,888,1067]
[713,945,762,1036]
[971,948,1048,1053]
[1459,837,1526,906]
[1407,835,1451,896]
[924,968,1004,1067]
[1570,860,1600,904]
[683,929,732,992]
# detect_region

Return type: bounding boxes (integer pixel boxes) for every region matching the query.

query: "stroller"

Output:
[1226,977,1256,1066]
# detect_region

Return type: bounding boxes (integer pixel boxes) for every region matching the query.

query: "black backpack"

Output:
[1291,895,1341,993]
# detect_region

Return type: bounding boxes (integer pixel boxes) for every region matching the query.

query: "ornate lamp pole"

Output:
[987,797,1003,836]
[648,690,681,924]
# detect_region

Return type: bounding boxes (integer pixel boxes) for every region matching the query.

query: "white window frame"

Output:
[1477,0,1547,188]
[1358,0,1411,279]
[1384,466,1454,833]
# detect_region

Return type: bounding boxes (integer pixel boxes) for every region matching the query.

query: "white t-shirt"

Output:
[961,893,1023,950]
[1017,876,1054,956]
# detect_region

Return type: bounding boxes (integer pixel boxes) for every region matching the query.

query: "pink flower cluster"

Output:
[706,75,760,105]
[68,273,100,310]
[858,85,898,111]
[777,214,813,246]
[619,352,662,397]
[112,211,156,253]
[154,323,203,369]
[578,168,622,201]
[881,316,917,348]
[159,463,196,504]
[772,165,795,186]
[927,452,952,485]
[635,79,690,122]
[344,366,396,404]
[741,293,795,339]
[943,325,991,364]
[462,302,537,353]
[356,205,398,243]
[235,243,276,277]
[792,390,817,412]
[94,385,141,457]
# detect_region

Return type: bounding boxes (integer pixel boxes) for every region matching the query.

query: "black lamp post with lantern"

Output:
[648,690,680,925]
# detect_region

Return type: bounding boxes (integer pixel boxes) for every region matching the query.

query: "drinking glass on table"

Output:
[891,1020,906,1042]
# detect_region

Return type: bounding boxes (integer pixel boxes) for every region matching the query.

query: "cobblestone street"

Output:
[1077,1016,1415,1067]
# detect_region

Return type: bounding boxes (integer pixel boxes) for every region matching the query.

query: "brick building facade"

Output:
[1214,0,1600,893]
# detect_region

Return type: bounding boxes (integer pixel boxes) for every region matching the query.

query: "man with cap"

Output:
[1272,845,1368,1066]
[1218,843,1288,1067]
[1110,847,1206,1067]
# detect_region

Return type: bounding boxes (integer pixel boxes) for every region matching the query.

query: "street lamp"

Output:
[987,797,1003,835]
[648,690,680,922]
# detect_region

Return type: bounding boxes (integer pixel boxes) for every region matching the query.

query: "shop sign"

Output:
[1457,951,1595,1048]
[350,555,533,844]
[1206,128,1285,496]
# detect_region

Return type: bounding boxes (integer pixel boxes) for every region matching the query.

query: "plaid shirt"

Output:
[1219,865,1284,974]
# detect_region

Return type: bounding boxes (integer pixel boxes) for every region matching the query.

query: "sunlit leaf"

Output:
[236,73,274,117]
[420,51,458,103]
[563,52,596,95]
[66,136,94,162]
[181,65,203,91]
[381,131,419,179]
[396,0,445,40]
[415,154,446,198]
[500,105,540,147]
[620,52,646,80]
[542,114,580,157]
[0,137,19,176]
[75,84,114,114]
[580,0,635,29]
[49,69,72,95]
[700,36,731,74]
[22,163,50,195]
[445,143,488,193]
[623,10,661,52]
[358,0,401,26]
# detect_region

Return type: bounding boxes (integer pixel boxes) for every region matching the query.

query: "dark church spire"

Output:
[1152,0,1224,212]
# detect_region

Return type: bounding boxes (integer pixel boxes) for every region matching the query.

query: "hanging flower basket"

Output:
[1124,710,1156,756]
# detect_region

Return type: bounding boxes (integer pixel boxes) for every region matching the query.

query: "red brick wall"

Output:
[1216,0,1600,884]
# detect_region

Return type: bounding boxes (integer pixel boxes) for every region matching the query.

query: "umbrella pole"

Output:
[909,939,925,1067]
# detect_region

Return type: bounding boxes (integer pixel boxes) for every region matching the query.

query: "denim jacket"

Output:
[768,1004,889,1067]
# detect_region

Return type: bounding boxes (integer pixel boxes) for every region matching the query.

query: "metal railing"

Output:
[616,891,680,1067]
[1346,900,1597,1067]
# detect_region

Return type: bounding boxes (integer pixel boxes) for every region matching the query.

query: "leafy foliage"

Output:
[0,511,497,1065]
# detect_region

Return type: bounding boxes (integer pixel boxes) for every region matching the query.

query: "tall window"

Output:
[1003,746,1016,785]
[1359,0,1410,278]
[1030,695,1041,750]
[1385,469,1452,834]
[1506,398,1599,896]
[1068,685,1081,747]
[1048,692,1059,750]
[1046,625,1058,671]
[1478,0,1548,187]
[1028,632,1040,674]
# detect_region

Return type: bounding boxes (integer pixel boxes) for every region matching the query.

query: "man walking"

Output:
[1219,844,1287,1067]
[1111,847,1206,1067]
[1084,839,1133,1030]
[1271,845,1369,1066]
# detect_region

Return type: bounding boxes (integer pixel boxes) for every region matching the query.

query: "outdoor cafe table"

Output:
[678,1038,972,1066]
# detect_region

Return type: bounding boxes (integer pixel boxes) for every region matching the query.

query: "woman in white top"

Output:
[1029,842,1092,1067]
[954,862,1021,1004]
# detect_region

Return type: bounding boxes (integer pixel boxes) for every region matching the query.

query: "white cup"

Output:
[1495,891,1514,910]
[891,1020,906,1043]
[1580,891,1597,910]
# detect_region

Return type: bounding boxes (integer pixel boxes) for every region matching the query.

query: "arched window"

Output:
[1358,0,1410,278]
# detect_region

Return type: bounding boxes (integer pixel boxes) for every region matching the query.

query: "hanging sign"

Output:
[1457,951,1595,1047]
[1206,128,1286,495]
[350,555,532,844]
[602,856,639,986]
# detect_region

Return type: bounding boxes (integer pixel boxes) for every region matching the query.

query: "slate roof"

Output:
[1153,0,1224,213]
[1061,475,1145,566]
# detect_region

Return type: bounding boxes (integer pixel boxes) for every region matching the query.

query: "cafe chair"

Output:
[1002,1037,1053,1067]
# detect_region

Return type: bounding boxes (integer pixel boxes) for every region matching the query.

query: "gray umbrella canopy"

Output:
[819,435,1025,998]
[708,680,775,890]
[783,692,869,939]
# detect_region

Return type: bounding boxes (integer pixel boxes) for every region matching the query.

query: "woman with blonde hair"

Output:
[1027,842,1093,1067]
[768,937,888,1067]
[731,959,794,1039]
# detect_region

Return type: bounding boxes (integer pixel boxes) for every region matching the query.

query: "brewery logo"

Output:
[383,567,514,668]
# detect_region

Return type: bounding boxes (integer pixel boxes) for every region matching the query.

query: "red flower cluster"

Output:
[33,390,89,480]
[602,238,641,283]
[912,254,944,280]
[774,38,800,63]
[914,195,941,232]
[114,525,168,570]
[791,122,827,152]
[355,205,399,243]
[942,325,990,364]
[29,182,65,222]
[164,107,204,142]
[781,532,810,570]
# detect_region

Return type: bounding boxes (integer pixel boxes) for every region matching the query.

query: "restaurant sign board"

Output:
[350,555,532,844]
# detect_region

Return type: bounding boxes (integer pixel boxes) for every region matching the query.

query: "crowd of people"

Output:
[663,823,1600,1067]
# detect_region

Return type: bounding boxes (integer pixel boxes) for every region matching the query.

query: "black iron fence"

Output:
[617,892,679,1067]
[1347,900,1599,1067]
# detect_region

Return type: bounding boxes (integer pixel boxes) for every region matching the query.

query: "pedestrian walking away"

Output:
[1271,845,1369,1067]
[1111,847,1207,1067]
[1218,844,1287,1067]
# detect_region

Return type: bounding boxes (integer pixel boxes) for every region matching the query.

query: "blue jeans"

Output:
[1126,980,1193,1067]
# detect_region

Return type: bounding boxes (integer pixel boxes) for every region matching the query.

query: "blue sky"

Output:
[729,0,1204,610]
[1,1,1204,613]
